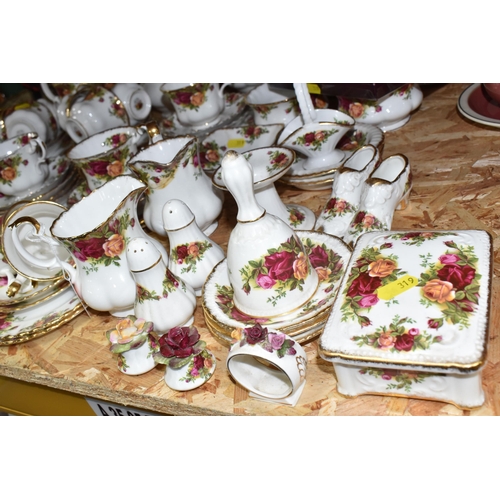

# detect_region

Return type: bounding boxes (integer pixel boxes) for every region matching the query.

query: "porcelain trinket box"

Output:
[319,229,492,409]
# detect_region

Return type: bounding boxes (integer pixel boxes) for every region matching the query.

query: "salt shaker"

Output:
[126,237,197,334]
[162,199,225,297]
[221,150,318,318]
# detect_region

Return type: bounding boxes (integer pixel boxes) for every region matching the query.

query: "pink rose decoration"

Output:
[358,294,379,308]
[309,246,329,269]
[268,332,286,350]
[256,273,276,289]
[439,254,460,265]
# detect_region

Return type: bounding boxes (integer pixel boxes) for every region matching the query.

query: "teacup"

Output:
[67,124,160,191]
[0,132,48,197]
[245,83,299,126]
[160,83,230,128]
[3,98,59,144]
[64,85,130,143]
[110,83,152,124]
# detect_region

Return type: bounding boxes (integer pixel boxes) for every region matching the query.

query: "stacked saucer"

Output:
[279,124,384,191]
[202,230,352,345]
[0,200,84,345]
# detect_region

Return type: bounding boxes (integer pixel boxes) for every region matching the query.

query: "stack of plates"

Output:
[279,124,385,191]
[202,230,352,345]
[0,248,84,345]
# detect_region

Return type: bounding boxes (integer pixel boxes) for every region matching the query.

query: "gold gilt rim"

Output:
[67,125,139,162]
[279,176,334,188]
[365,153,409,186]
[0,301,85,346]
[204,313,324,347]
[245,84,298,107]
[127,134,196,173]
[211,146,297,190]
[278,120,353,148]
[337,390,483,411]
[49,175,145,242]
[319,347,486,372]
[0,280,70,312]
[336,144,378,175]
[282,161,340,180]
[202,301,331,337]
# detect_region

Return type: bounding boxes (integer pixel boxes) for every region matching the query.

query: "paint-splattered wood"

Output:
[1,83,499,415]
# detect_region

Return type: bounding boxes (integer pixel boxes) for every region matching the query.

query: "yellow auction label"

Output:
[377,275,418,300]
[227,138,246,149]
[14,103,31,110]
[307,83,321,95]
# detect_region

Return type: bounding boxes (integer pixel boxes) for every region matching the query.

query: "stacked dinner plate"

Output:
[279,124,385,191]
[202,230,352,346]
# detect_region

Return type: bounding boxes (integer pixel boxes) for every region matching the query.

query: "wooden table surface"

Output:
[1,83,499,416]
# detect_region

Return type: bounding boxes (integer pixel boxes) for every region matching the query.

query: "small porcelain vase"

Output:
[221,150,319,318]
[118,335,158,375]
[164,348,216,391]
[106,316,159,375]
[162,199,225,296]
[126,237,197,334]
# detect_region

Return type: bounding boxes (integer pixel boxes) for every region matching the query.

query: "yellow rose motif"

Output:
[231,328,243,341]
[368,258,397,278]
[423,279,455,303]
[378,332,395,349]
[315,266,332,281]
[103,233,125,257]
[108,317,150,345]
[107,160,124,177]
[190,92,205,107]
[188,243,200,257]
[293,252,309,280]
[1,167,17,181]
[314,131,325,142]
[349,102,365,118]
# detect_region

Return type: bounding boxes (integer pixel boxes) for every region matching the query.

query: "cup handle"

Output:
[32,136,47,165]
[40,83,60,104]
[8,217,59,271]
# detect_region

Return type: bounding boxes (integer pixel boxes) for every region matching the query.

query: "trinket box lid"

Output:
[319,230,492,373]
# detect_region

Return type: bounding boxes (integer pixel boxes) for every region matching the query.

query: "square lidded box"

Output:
[319,230,492,409]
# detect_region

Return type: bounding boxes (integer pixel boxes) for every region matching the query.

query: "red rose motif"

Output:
[159,326,200,358]
[347,272,382,297]
[394,334,414,352]
[87,160,110,176]
[192,354,204,371]
[176,245,188,260]
[264,250,296,281]
[174,92,192,105]
[74,237,106,261]
[437,264,475,290]
[326,198,337,210]
[304,132,315,144]
[309,246,329,269]
[245,126,255,136]
[272,153,287,166]
[243,324,268,345]
[353,211,366,224]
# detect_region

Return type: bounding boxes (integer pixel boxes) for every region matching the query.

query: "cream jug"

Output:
[128,135,223,237]
[10,176,168,316]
